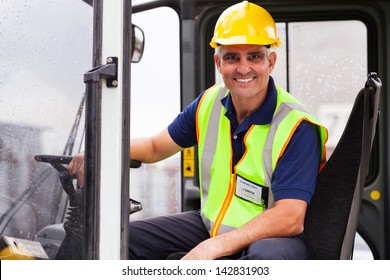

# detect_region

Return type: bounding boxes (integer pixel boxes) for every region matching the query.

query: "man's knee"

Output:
[242,236,308,260]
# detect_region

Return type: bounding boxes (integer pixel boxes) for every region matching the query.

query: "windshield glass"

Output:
[0,0,92,256]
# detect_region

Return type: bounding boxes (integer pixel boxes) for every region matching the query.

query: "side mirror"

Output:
[131,24,145,63]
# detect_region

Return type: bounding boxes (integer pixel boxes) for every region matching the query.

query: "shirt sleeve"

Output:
[271,121,321,204]
[167,92,205,148]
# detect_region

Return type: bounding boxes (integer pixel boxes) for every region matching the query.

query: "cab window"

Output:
[130,7,181,220]
[275,20,367,157]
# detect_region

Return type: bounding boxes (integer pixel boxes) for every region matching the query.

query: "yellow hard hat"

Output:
[210,1,281,49]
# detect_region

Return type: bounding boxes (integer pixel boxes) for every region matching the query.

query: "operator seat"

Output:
[304,72,381,259]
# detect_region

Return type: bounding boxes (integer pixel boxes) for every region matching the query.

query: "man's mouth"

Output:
[235,77,255,83]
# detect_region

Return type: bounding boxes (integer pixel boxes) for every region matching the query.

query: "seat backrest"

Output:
[304,73,382,260]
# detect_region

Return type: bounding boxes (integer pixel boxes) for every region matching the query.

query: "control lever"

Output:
[130,159,142,169]
[130,198,142,214]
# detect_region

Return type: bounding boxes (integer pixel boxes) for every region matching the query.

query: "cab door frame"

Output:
[85,0,133,259]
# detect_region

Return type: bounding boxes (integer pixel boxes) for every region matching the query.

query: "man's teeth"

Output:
[236,77,254,83]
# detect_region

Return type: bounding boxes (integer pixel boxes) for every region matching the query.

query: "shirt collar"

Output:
[221,76,277,126]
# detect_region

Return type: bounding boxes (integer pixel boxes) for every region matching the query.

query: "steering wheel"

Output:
[34,154,142,213]
[33,154,143,259]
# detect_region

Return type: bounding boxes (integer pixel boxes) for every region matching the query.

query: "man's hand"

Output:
[68,152,85,188]
[181,238,224,260]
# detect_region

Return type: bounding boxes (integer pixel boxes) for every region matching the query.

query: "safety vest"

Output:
[196,84,328,237]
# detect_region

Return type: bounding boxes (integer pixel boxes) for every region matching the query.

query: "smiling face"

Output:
[214,44,276,107]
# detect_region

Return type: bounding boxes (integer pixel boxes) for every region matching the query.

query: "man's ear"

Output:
[214,54,222,74]
[268,51,277,73]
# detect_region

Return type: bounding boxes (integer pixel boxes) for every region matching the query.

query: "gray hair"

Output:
[215,45,273,58]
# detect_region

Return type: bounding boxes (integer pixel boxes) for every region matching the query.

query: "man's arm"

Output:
[182,198,307,260]
[69,128,182,187]
[130,128,183,163]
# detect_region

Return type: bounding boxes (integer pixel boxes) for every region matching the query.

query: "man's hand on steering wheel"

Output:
[68,152,85,188]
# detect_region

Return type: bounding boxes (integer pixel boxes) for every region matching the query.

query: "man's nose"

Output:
[236,58,251,74]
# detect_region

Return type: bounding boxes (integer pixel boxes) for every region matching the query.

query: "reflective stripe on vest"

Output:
[196,84,328,236]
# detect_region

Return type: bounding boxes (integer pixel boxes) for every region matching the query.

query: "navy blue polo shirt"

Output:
[168,77,320,204]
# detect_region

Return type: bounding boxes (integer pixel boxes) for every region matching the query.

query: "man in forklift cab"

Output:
[70,1,328,260]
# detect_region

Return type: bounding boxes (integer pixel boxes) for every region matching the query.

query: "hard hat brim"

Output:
[210,36,281,49]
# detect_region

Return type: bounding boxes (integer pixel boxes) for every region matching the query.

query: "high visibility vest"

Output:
[196,84,328,237]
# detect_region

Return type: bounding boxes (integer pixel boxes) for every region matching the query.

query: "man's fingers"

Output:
[68,152,85,188]
[76,160,85,188]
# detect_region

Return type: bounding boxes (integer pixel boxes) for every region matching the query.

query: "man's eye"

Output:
[226,55,239,61]
[248,54,263,60]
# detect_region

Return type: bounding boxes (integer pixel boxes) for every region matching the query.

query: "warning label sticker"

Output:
[183,147,194,177]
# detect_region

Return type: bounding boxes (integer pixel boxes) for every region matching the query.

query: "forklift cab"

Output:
[0,0,389,260]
